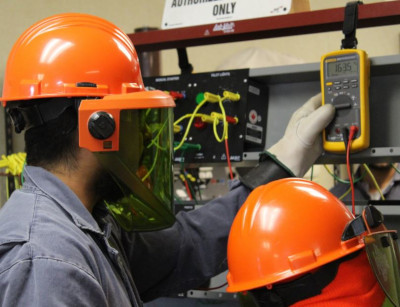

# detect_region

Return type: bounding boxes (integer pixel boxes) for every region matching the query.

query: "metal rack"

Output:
[245,54,400,165]
[127,2,400,52]
[128,2,400,165]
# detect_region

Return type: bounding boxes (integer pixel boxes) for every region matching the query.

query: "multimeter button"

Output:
[342,80,349,84]
[335,86,341,90]
[350,79,358,83]
[333,81,341,85]
[351,84,358,88]
[326,82,333,86]
[343,85,349,89]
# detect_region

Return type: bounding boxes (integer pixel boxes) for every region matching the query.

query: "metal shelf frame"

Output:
[127,2,400,165]
[244,54,400,164]
[128,2,400,52]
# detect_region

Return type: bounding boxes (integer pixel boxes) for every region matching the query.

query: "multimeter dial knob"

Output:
[332,95,352,109]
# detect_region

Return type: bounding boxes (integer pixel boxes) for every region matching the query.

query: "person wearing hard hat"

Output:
[0,13,334,306]
[227,178,400,306]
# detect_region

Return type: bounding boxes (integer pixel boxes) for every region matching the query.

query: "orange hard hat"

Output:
[0,13,177,232]
[226,178,365,293]
[1,13,144,105]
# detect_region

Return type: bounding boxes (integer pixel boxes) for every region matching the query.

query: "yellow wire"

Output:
[142,118,171,181]
[141,143,159,182]
[324,164,385,200]
[362,163,385,200]
[324,164,352,200]
[14,176,21,190]
[212,96,229,142]
[174,99,207,151]
[339,186,352,200]
[0,152,27,175]
[219,96,228,140]
[174,91,233,150]
[213,117,224,142]
[147,119,168,150]
[174,113,206,126]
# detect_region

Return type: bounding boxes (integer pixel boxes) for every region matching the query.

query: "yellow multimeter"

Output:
[321,49,370,153]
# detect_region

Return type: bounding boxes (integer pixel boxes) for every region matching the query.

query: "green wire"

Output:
[331,164,386,201]
[323,164,365,201]
[323,164,366,184]
[21,161,26,184]
[391,163,400,174]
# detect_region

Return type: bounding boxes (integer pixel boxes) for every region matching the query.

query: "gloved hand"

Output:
[267,93,335,177]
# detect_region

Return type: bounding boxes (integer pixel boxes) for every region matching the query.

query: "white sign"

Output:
[161,0,292,29]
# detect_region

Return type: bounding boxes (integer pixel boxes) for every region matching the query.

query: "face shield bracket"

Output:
[342,205,385,241]
[342,205,400,306]
[342,214,366,241]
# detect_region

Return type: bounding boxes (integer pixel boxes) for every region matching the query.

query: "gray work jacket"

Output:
[0,166,251,306]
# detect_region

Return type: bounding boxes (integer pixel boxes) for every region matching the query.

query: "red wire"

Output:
[225,138,234,180]
[346,126,359,215]
[184,179,193,200]
[196,282,228,291]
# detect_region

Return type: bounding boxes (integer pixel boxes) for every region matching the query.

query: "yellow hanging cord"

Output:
[1,152,27,199]
[0,152,27,176]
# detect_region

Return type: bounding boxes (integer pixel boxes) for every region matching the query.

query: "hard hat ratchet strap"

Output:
[6,98,81,133]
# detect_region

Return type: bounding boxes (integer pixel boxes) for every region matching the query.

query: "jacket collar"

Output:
[23,165,105,236]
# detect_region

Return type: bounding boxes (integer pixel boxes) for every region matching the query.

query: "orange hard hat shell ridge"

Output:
[1,13,144,105]
[227,178,365,293]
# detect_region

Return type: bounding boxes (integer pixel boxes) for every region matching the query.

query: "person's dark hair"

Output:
[24,104,79,171]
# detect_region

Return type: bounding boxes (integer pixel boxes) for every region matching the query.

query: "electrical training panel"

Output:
[144,69,268,164]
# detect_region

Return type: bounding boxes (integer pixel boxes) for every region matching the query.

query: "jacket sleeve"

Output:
[122,157,293,302]
[239,151,295,190]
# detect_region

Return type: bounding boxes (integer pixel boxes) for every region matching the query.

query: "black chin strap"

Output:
[250,251,360,307]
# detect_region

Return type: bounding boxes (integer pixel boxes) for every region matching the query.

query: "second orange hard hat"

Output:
[227,178,365,293]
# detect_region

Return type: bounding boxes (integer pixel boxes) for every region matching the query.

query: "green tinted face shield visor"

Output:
[342,205,400,306]
[79,91,176,231]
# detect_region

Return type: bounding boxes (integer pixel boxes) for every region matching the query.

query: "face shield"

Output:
[342,205,400,306]
[78,91,176,231]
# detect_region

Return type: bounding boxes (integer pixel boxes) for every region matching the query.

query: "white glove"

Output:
[267,93,335,177]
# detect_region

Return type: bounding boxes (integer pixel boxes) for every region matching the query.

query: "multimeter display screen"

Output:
[327,60,358,77]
